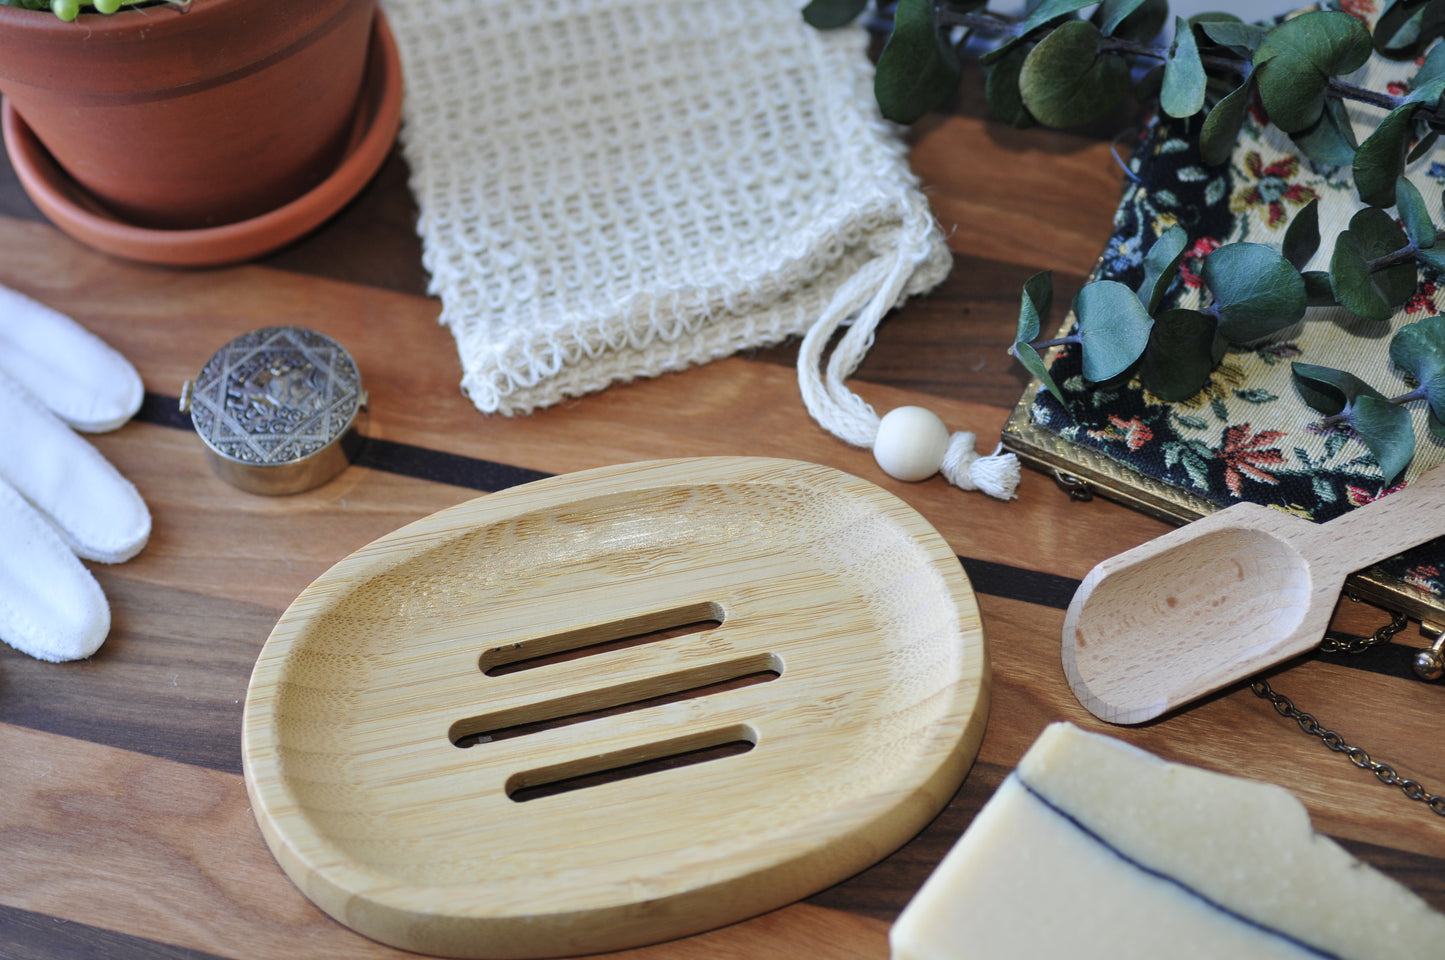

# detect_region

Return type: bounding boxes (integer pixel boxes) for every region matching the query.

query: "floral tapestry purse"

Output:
[1001,4,1445,629]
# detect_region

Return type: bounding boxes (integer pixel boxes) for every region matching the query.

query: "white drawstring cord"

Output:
[797,201,1020,500]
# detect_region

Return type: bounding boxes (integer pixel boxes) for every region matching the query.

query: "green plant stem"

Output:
[936,8,1021,37]
[1030,335,1081,351]
[1097,34,1248,77]
[1321,386,1428,427]
[1369,242,1422,272]
[1390,384,1431,404]
[1327,77,1404,113]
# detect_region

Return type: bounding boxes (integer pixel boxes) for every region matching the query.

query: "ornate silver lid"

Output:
[179,326,366,495]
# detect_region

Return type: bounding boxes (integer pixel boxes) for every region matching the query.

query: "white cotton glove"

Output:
[0,285,150,661]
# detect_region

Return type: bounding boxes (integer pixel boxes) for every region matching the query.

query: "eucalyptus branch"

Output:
[1029,335,1079,350]
[811,0,1445,484]
[1095,33,1249,78]
[944,13,1416,118]
[1389,384,1432,405]
[1320,384,1427,427]
[935,9,1022,37]
[1327,77,1404,114]
[1368,243,1421,273]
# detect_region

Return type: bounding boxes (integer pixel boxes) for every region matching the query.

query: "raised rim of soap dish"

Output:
[241,457,990,958]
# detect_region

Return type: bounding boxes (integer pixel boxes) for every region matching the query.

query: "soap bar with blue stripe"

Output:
[891,722,1445,959]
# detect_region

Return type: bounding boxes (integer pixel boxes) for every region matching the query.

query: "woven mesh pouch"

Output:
[385,0,952,417]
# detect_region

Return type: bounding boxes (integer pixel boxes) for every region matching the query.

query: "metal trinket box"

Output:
[180,326,366,495]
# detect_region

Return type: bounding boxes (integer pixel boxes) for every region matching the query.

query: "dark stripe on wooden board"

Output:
[141,392,553,490]
[0,904,230,960]
[0,579,266,776]
[141,391,1083,608]
[136,391,1420,681]
[957,558,1078,611]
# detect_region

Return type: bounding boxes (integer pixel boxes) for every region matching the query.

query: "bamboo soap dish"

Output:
[241,457,989,959]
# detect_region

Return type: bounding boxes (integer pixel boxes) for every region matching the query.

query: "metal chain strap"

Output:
[1251,679,1445,816]
[1318,608,1409,654]
[1251,673,1445,818]
[1250,596,1445,816]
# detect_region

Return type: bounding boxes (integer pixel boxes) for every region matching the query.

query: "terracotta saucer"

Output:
[1,9,402,268]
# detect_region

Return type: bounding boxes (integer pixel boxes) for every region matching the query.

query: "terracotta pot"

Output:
[0,0,377,230]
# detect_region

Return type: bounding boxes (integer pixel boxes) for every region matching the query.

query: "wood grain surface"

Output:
[1,59,1442,960]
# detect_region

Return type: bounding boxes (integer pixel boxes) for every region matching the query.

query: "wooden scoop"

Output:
[1063,465,1445,725]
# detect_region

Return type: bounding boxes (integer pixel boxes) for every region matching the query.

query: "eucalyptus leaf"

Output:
[1095,0,1149,36]
[1075,280,1153,381]
[1014,340,1066,405]
[1350,206,1417,305]
[1302,269,1338,306]
[1389,314,1445,420]
[1374,0,1431,57]
[1329,231,1396,321]
[1282,197,1321,271]
[1291,364,1413,480]
[1019,20,1130,129]
[1409,27,1445,92]
[1019,0,1098,35]
[874,0,961,124]
[1289,96,1359,167]
[1350,394,1416,483]
[1138,224,1189,312]
[985,44,1037,128]
[1097,0,1167,43]
[1414,1,1445,62]
[1407,129,1440,165]
[1291,361,1388,416]
[1429,405,1445,440]
[1201,242,1308,342]
[801,0,868,29]
[1396,175,1436,248]
[1015,270,1054,343]
[1417,243,1445,272]
[1197,17,1266,57]
[1353,104,1415,207]
[1408,78,1445,110]
[1200,77,1254,166]
[1253,11,1373,133]
[1135,63,1165,104]
[1139,308,1221,402]
[1161,17,1207,119]
[979,34,1028,68]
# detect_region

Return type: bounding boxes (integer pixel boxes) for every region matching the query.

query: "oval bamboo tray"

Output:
[242,457,989,958]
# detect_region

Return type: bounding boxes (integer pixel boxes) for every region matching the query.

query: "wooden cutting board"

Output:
[243,457,988,958]
[2,100,1443,960]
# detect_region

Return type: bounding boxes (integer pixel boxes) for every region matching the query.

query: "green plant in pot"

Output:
[0,0,380,239]
[2,0,183,23]
[809,0,1445,487]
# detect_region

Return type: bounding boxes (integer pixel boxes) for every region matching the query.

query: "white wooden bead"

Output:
[874,406,949,482]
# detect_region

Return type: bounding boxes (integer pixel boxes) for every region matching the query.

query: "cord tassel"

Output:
[797,199,1020,499]
[941,436,1021,500]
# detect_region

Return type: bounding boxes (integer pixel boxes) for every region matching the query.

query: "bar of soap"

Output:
[891,722,1445,959]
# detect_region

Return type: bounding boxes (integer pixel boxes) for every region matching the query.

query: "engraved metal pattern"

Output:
[189,327,362,467]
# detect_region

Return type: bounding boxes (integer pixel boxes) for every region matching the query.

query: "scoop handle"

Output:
[1305,465,1445,579]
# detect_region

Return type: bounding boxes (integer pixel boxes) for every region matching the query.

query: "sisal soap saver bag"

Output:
[384,0,1020,497]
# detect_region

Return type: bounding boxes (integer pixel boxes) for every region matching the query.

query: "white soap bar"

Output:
[891,722,1445,960]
